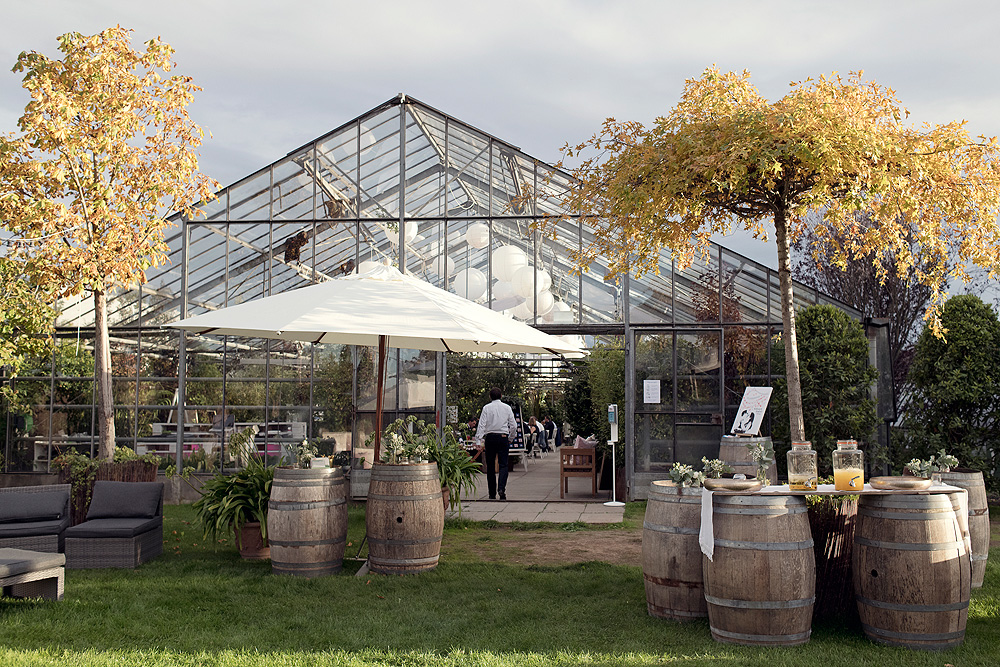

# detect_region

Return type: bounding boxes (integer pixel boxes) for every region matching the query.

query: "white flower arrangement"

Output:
[667,462,706,488]
[905,450,959,478]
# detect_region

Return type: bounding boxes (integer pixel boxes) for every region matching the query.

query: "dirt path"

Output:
[446,526,644,567]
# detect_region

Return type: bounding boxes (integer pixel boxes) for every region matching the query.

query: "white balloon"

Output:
[403,223,418,244]
[492,280,515,300]
[453,268,487,300]
[535,289,554,316]
[512,299,535,320]
[465,222,490,249]
[432,255,454,277]
[511,266,551,298]
[492,245,527,282]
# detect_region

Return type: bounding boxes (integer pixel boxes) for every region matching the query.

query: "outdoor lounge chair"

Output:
[0,485,72,553]
[0,547,65,601]
[64,481,164,569]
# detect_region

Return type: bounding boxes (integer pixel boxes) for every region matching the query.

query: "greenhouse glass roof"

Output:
[54,94,860,333]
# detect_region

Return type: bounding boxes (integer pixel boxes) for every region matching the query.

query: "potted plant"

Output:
[191,425,274,559]
[746,439,776,486]
[701,457,733,479]
[367,416,479,515]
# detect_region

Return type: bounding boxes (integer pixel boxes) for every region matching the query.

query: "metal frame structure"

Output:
[2,94,881,499]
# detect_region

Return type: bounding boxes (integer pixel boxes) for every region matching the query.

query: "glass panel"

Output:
[271,153,315,221]
[676,331,721,413]
[356,346,396,412]
[316,124,359,219]
[675,246,720,324]
[403,107,448,218]
[359,108,401,218]
[723,324,772,429]
[722,249,769,324]
[633,413,673,472]
[629,248,673,324]
[542,218,579,324]
[675,421,724,466]
[634,333,673,412]
[225,225,267,306]
[400,349,435,410]
[229,171,272,220]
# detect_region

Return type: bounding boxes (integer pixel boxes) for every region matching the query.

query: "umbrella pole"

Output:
[373,334,387,462]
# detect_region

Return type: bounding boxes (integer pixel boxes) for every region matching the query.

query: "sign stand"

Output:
[605,404,625,507]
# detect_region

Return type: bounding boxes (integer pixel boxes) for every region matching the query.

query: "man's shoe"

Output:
[499,493,507,501]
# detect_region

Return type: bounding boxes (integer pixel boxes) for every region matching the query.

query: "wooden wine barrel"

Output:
[703,494,815,646]
[366,462,444,575]
[718,435,778,485]
[853,492,970,650]
[642,481,706,620]
[267,467,348,577]
[939,470,990,588]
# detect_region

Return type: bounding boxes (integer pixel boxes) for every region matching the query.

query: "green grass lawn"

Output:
[0,503,996,666]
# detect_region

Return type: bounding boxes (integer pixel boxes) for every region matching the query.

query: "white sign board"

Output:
[730,387,773,435]
[643,379,661,404]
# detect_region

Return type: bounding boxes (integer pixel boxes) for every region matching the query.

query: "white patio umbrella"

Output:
[170,263,586,458]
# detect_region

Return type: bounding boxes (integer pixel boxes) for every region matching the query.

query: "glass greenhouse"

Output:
[1,94,886,498]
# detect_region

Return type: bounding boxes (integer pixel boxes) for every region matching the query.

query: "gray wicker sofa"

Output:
[0,547,65,600]
[64,481,164,569]
[0,485,72,552]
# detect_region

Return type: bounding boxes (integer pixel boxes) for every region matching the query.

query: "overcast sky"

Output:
[3,0,1000,270]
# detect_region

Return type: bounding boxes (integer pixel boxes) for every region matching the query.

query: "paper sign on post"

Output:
[643,379,661,404]
[731,387,772,435]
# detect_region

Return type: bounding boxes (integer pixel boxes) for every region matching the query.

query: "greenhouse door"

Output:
[632,329,724,496]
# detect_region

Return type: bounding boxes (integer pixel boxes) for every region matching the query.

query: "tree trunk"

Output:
[94,289,116,460]
[774,211,806,442]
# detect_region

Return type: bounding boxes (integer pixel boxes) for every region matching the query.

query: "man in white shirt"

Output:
[474,387,517,500]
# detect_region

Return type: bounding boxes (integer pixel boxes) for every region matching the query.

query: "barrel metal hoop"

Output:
[714,538,814,551]
[272,561,341,571]
[710,626,811,643]
[643,522,699,536]
[858,508,956,520]
[649,605,705,618]
[705,594,815,610]
[855,537,964,552]
[856,595,969,612]
[368,493,443,502]
[713,506,807,516]
[643,573,702,589]
[370,555,439,566]
[273,478,344,487]
[368,536,442,546]
[861,622,965,642]
[269,537,346,547]
[268,499,346,510]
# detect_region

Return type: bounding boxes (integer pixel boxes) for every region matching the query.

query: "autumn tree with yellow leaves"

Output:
[0,27,217,460]
[553,67,1000,443]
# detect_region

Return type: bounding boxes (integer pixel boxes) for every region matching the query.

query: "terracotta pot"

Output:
[236,521,270,560]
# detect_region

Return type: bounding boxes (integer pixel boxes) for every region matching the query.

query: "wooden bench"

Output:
[560,447,597,498]
[0,548,65,601]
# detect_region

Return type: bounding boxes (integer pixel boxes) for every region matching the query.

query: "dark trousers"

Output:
[483,433,510,498]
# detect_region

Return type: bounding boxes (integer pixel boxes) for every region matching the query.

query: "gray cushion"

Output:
[65,516,161,539]
[85,481,162,520]
[0,518,68,538]
[0,490,68,523]
[0,547,66,578]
